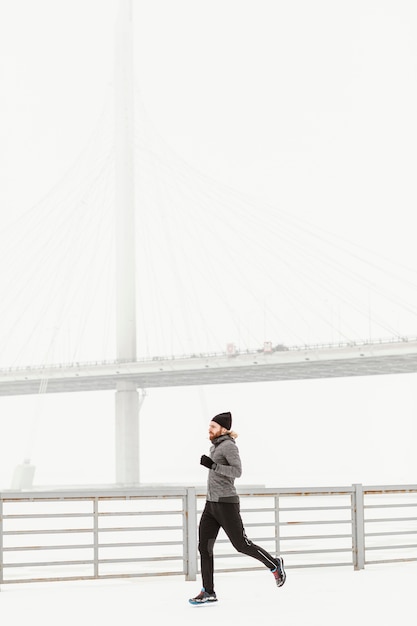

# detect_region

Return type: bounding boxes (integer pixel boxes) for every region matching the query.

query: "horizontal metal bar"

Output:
[99,541,182,548]
[280,519,352,526]
[3,544,93,552]
[97,493,186,500]
[214,561,353,574]
[196,488,356,498]
[286,562,353,569]
[4,525,183,536]
[99,556,182,564]
[3,555,183,568]
[217,547,353,558]
[3,513,92,520]
[98,525,183,532]
[0,489,188,501]
[239,487,356,496]
[213,533,350,545]
[4,540,184,552]
[199,506,351,515]
[91,571,185,579]
[3,560,93,568]
[98,510,183,517]
[365,530,417,538]
[363,485,417,494]
[4,528,92,535]
[0,575,98,585]
[1,484,413,503]
[365,517,417,523]
[365,503,417,510]
[365,557,417,565]
[0,570,185,585]
[365,543,417,551]
[280,533,352,541]
[279,506,351,512]
[281,546,352,555]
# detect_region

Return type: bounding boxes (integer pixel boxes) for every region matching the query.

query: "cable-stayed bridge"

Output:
[1,337,416,396]
[4,1,417,488]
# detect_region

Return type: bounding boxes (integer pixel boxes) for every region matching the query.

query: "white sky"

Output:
[1,0,417,488]
[1,0,417,362]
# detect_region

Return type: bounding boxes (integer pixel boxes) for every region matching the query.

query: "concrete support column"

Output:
[115,382,140,485]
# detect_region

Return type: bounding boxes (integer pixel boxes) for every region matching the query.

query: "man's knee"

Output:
[199,537,216,557]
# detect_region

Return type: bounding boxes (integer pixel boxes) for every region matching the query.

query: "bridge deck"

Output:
[0,339,416,395]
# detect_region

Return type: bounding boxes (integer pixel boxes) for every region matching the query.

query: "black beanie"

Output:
[212,411,232,431]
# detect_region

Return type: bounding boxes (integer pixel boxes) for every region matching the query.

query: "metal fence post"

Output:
[93,497,99,578]
[185,487,197,581]
[274,495,281,557]
[0,496,3,591]
[352,483,365,570]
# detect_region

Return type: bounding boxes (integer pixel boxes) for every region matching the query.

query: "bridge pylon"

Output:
[114,0,140,485]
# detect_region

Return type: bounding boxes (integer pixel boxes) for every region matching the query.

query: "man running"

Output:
[189,411,286,604]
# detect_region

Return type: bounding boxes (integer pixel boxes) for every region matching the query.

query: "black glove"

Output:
[200,454,216,470]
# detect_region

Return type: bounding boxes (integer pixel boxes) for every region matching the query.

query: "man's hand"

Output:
[200,454,216,470]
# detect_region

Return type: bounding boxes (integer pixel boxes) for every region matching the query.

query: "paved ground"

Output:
[1,562,414,625]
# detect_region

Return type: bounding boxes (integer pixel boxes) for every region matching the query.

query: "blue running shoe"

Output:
[189,588,218,605]
[271,556,286,587]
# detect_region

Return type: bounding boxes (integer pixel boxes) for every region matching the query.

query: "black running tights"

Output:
[198,501,277,592]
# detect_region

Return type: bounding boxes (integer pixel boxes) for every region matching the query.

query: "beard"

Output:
[209,429,222,442]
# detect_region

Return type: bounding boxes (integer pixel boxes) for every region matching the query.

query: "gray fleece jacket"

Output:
[206,434,242,503]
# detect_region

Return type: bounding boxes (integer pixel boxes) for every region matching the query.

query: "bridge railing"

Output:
[1,334,416,374]
[1,484,416,588]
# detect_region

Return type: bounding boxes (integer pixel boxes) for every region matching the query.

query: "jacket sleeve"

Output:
[214,441,242,478]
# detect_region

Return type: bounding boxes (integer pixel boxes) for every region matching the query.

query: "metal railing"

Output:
[1,335,415,374]
[0,484,416,588]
